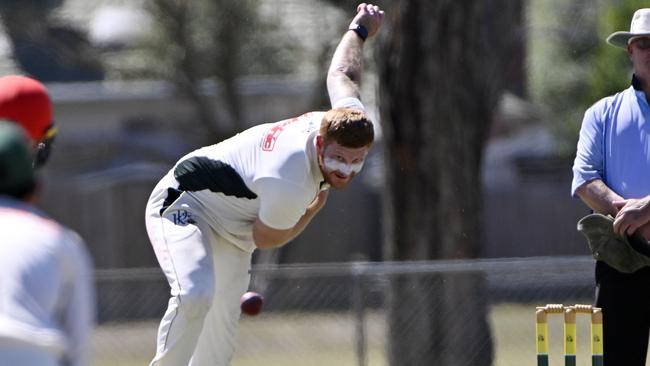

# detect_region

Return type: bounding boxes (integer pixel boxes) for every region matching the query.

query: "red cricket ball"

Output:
[240,291,264,316]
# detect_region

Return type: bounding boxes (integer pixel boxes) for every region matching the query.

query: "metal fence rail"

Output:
[91,256,600,366]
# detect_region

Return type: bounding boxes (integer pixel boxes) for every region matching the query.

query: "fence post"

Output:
[352,262,367,366]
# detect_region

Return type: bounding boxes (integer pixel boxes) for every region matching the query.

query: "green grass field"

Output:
[91,303,650,366]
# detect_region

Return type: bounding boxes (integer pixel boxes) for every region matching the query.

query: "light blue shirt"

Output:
[572,79,650,198]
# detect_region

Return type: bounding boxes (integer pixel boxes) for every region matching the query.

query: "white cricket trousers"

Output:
[146,203,252,366]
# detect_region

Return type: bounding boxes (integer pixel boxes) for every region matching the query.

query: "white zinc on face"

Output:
[323,156,365,176]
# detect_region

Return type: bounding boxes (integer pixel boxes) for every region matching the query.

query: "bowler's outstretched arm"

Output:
[327,3,384,106]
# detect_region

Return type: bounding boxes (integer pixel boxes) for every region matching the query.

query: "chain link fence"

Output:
[90,255,609,366]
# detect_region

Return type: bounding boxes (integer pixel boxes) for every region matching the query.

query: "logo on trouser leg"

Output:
[169,210,196,226]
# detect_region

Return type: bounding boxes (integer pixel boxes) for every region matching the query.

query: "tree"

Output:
[139,0,299,144]
[0,0,104,81]
[583,2,636,107]
[377,1,521,364]
[528,1,637,156]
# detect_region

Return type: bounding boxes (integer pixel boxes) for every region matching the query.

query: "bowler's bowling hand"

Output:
[350,3,385,39]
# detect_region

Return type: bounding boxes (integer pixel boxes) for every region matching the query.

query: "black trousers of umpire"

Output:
[596,261,650,365]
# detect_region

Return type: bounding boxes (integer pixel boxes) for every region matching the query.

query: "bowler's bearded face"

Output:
[318,141,369,189]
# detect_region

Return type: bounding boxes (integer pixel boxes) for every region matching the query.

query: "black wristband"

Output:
[348,24,368,41]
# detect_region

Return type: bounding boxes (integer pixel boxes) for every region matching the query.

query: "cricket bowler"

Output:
[145,3,385,365]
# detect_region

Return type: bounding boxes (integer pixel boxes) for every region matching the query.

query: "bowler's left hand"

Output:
[308,190,329,213]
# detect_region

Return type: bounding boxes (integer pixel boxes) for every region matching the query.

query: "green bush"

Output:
[530,1,638,156]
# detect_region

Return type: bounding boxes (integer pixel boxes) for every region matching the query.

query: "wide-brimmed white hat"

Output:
[607,8,650,48]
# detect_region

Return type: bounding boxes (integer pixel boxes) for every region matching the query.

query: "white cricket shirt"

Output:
[149,112,327,253]
[0,197,94,366]
[148,98,366,253]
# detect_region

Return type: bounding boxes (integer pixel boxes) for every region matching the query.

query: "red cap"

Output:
[0,75,53,142]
